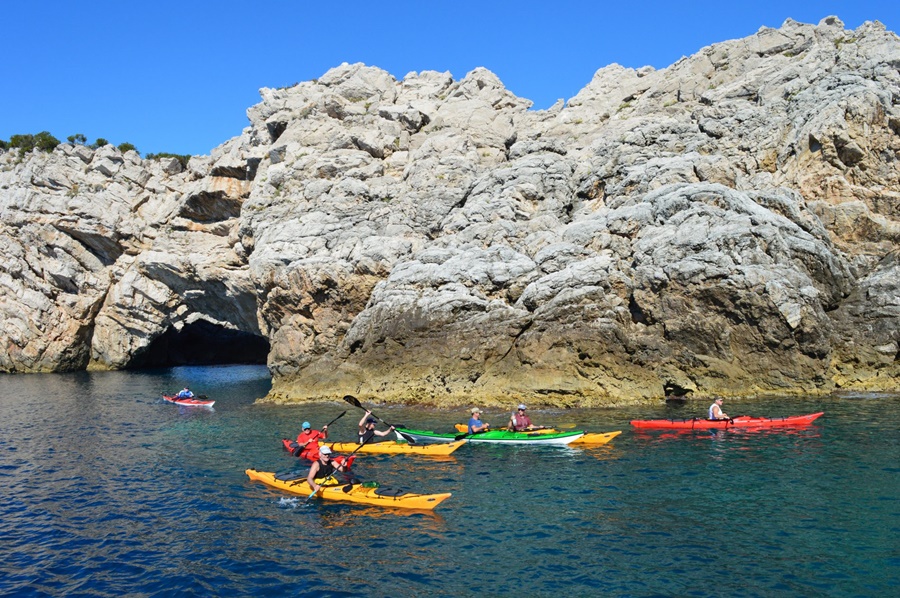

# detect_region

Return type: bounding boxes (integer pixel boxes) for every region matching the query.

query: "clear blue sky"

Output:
[3,1,896,157]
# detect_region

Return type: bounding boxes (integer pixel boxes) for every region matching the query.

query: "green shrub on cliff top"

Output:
[2,132,187,164]
[3,131,61,156]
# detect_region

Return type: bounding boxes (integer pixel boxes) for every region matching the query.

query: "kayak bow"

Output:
[570,431,623,445]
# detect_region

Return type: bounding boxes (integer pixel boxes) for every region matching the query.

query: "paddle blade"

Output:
[342,395,363,409]
[395,430,417,445]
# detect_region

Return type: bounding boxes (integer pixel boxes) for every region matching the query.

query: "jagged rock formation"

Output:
[1,16,898,406]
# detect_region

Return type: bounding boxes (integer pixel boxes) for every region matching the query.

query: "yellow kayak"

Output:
[324,440,466,455]
[245,469,452,510]
[570,431,622,445]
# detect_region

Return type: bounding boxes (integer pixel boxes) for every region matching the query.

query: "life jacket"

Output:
[315,460,337,479]
[297,430,325,460]
[511,413,532,431]
[358,428,376,445]
[313,456,356,483]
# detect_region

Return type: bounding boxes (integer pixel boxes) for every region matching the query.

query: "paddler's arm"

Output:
[307,461,321,491]
[373,425,395,438]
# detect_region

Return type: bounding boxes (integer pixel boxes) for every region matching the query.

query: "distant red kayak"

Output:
[631,412,824,429]
[163,394,215,407]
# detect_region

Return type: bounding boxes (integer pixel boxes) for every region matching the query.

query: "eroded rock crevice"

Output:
[129,320,270,368]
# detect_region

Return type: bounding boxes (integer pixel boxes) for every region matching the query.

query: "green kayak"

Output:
[395,427,584,445]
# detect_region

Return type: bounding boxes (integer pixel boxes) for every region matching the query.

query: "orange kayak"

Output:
[570,431,622,445]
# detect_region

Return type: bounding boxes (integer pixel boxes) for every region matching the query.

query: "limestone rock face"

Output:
[1,17,898,406]
[0,143,262,373]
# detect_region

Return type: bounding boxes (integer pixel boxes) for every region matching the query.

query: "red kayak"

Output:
[163,394,215,407]
[631,412,823,429]
[281,439,356,468]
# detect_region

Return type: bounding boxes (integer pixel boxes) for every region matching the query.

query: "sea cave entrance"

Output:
[130,320,270,368]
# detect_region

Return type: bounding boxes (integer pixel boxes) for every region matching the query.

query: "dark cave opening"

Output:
[129,320,270,368]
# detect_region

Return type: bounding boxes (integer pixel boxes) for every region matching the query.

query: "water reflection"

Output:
[294,501,447,525]
[574,445,622,461]
[632,422,823,442]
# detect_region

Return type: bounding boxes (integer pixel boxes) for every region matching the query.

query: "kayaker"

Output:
[296,421,329,460]
[468,407,490,434]
[708,398,729,420]
[508,404,539,431]
[358,411,394,444]
[306,446,349,493]
[176,387,194,399]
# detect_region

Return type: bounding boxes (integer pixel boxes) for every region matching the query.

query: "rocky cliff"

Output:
[1,16,898,406]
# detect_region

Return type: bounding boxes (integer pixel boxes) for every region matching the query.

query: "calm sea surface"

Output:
[0,365,897,597]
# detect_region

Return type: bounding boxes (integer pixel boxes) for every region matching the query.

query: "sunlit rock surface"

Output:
[1,16,897,406]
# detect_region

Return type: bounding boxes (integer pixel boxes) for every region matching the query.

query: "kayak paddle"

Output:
[341,395,414,443]
[322,410,347,429]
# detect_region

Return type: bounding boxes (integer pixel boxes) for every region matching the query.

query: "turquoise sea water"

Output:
[0,365,897,596]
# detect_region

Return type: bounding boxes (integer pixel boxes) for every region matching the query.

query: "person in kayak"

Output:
[508,404,540,431]
[176,387,194,399]
[358,411,394,444]
[708,398,729,420]
[296,421,329,460]
[468,407,490,434]
[306,446,350,492]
